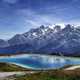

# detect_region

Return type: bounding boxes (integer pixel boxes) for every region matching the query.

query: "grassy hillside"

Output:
[0,62,31,71]
[11,70,80,80]
[0,63,80,80]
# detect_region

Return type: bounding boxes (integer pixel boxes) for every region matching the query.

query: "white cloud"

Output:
[26,20,41,27]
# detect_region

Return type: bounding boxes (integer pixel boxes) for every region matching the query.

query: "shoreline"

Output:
[64,65,80,70]
[0,54,80,62]
[0,71,36,78]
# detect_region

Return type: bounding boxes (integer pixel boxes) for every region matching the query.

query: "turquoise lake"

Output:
[0,54,80,70]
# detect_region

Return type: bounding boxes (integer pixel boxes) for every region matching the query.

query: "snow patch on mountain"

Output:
[0,24,80,55]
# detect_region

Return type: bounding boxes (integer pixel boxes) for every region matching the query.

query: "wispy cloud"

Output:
[16,9,65,29]
[0,0,80,39]
[2,0,19,4]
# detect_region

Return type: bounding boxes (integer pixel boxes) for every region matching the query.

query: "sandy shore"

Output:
[64,65,80,70]
[0,72,25,78]
[0,71,35,78]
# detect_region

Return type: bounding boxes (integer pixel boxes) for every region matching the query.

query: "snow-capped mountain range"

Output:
[0,24,80,56]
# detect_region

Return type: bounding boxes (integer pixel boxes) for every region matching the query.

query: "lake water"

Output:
[0,54,80,70]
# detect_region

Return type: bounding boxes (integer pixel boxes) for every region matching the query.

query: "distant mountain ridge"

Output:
[0,24,80,56]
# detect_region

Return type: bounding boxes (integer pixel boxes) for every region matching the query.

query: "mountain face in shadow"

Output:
[0,24,80,56]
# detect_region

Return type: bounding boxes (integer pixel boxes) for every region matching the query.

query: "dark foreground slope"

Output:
[6,70,80,80]
[0,62,32,71]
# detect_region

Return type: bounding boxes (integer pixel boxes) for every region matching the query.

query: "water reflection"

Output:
[0,54,80,70]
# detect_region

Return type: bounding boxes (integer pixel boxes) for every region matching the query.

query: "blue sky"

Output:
[0,0,80,39]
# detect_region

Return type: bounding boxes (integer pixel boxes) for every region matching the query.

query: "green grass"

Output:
[0,62,30,71]
[12,70,80,80]
[0,62,80,80]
